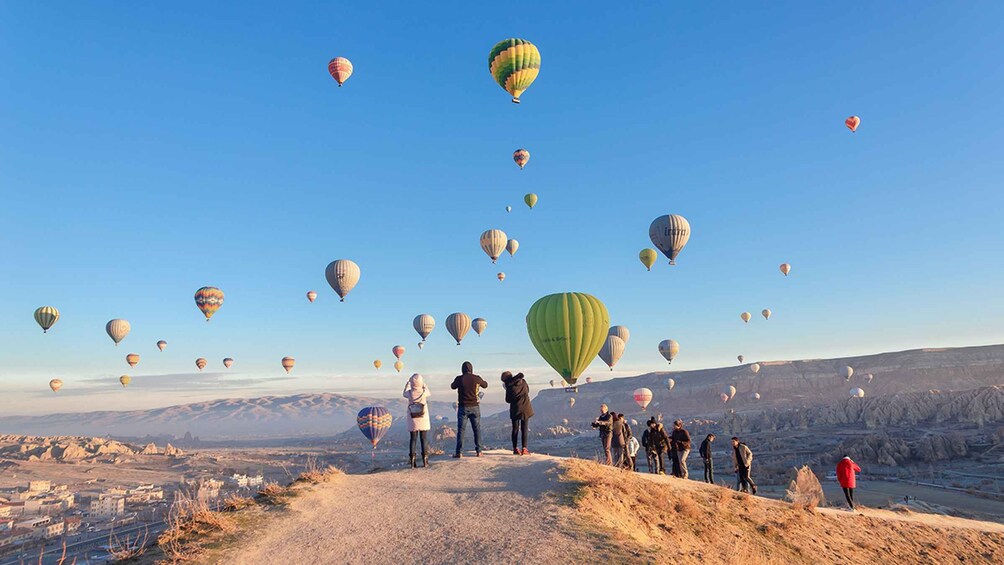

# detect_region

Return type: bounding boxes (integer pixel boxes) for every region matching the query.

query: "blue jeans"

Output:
[455,405,482,455]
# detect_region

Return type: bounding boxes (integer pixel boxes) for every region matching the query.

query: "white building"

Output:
[230,474,264,488]
[89,495,125,519]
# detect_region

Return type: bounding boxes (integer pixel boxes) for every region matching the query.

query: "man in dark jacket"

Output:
[641,418,670,474]
[732,436,756,494]
[670,419,692,479]
[699,434,716,484]
[590,404,615,465]
[501,371,534,455]
[451,361,488,457]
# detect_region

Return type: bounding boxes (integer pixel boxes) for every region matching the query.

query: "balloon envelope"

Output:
[649,215,691,265]
[740,312,751,323]
[779,263,791,276]
[751,392,761,401]
[845,116,860,132]
[223,358,234,369]
[373,360,382,369]
[639,249,657,271]
[194,287,224,321]
[658,339,679,364]
[325,259,361,302]
[195,358,207,371]
[392,346,406,360]
[446,312,472,345]
[488,38,541,103]
[413,314,435,341]
[357,406,392,447]
[524,193,537,209]
[723,385,737,399]
[750,363,761,374]
[842,366,854,380]
[394,360,404,373]
[633,388,653,410]
[126,354,139,368]
[720,393,730,403]
[119,375,131,388]
[327,57,353,86]
[608,325,630,345]
[157,340,167,352]
[667,378,676,391]
[480,229,508,263]
[513,149,530,169]
[762,309,771,320]
[497,272,505,282]
[526,292,609,386]
[282,357,295,374]
[850,387,865,398]
[472,318,488,336]
[34,306,60,333]
[598,335,625,370]
[568,397,575,409]
[306,291,317,303]
[506,239,519,256]
[737,355,744,363]
[106,319,131,346]
[49,379,63,392]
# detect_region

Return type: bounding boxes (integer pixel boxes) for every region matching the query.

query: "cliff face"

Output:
[0,435,186,462]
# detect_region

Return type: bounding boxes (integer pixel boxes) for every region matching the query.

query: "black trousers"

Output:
[409,430,427,457]
[511,417,529,450]
[703,459,714,483]
[737,466,756,492]
[842,486,855,507]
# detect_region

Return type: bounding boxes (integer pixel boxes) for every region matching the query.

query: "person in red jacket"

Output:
[836,455,862,510]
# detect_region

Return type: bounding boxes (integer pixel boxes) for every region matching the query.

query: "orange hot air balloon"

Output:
[394,360,404,373]
[497,272,505,282]
[327,57,353,87]
[845,116,860,132]
[373,360,382,369]
[194,286,224,321]
[306,291,317,303]
[195,358,207,371]
[513,148,530,170]
[281,357,295,374]
[779,263,791,277]
[126,353,140,368]
[392,345,405,360]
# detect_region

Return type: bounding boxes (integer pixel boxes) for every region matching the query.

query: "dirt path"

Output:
[214,451,594,565]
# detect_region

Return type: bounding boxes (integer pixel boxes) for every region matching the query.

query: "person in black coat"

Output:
[699,433,716,484]
[501,371,534,455]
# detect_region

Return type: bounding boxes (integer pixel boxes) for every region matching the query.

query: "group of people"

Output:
[405,365,863,511]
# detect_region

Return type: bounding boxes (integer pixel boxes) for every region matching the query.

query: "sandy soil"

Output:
[213,450,596,565]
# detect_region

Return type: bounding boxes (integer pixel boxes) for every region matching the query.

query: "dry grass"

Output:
[157,491,237,562]
[221,493,256,512]
[107,525,150,561]
[256,481,296,506]
[294,456,344,485]
[784,465,825,510]
[23,541,75,565]
[561,458,1004,564]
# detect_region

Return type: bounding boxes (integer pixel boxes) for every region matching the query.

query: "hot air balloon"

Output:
[306,291,317,303]
[106,319,131,346]
[223,358,234,369]
[392,346,405,360]
[480,229,508,263]
[526,292,609,387]
[34,306,59,333]
[373,360,382,369]
[327,57,353,87]
[418,342,425,350]
[720,393,729,403]
[599,335,625,370]
[568,397,575,409]
[586,377,593,384]
[497,272,505,282]
[413,314,435,342]
[842,366,854,381]
[639,249,657,271]
[126,354,139,368]
[737,355,745,364]
[845,116,860,132]
[750,363,761,374]
[524,193,537,209]
[506,239,519,256]
[513,149,530,169]
[608,326,630,345]
[762,309,772,320]
[667,378,676,391]
[488,38,540,104]
[658,339,680,364]
[633,388,653,411]
[850,388,865,398]
[446,312,471,345]
[648,215,691,265]
[472,318,487,336]
[194,287,224,321]
[119,375,131,388]
[549,379,555,388]
[562,418,569,426]
[751,392,761,401]
[357,407,392,448]
[394,360,404,373]
[282,357,295,374]
[866,373,874,383]
[740,312,751,324]
[779,263,791,277]
[325,259,360,302]
[49,379,63,392]
[195,358,207,371]
[724,385,737,399]
[157,340,167,352]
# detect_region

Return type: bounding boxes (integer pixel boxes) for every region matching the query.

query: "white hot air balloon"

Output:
[648,214,691,265]
[667,378,676,391]
[761,309,771,320]
[850,388,865,398]
[633,388,653,410]
[751,392,761,401]
[740,312,751,324]
[472,318,488,336]
[723,385,737,399]
[598,335,625,370]
[658,339,679,364]
[842,366,854,381]
[506,206,512,213]
[106,319,131,346]
[608,325,630,345]
[866,373,874,383]
[325,259,360,302]
[479,229,508,263]
[446,312,471,345]
[413,314,435,342]
[506,239,519,257]
[750,363,761,374]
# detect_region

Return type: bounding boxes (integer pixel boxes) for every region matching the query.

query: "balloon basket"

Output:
[512,98,520,104]
[564,387,578,393]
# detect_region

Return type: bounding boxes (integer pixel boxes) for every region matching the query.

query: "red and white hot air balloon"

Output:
[633,387,653,411]
[392,345,405,360]
[327,57,353,87]
[306,291,317,303]
[845,115,860,132]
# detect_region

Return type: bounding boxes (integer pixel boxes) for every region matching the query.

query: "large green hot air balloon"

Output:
[488,38,541,104]
[526,292,609,386]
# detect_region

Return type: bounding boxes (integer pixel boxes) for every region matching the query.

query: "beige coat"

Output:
[403,374,431,432]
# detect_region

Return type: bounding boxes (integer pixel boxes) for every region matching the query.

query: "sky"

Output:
[2,2,1004,416]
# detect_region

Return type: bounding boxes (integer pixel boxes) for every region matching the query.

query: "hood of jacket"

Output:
[462,361,473,374]
[409,373,425,390]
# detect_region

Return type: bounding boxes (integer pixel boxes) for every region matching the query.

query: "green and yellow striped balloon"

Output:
[34,306,60,333]
[488,38,541,104]
[526,292,609,386]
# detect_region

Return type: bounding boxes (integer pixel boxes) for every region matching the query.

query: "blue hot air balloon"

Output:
[357,406,392,448]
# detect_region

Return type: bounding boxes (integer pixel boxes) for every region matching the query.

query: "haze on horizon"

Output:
[2,2,1004,416]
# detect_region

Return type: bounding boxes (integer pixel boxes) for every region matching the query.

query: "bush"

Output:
[785,465,825,510]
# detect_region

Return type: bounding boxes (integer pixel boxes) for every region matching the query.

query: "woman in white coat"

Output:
[403,373,431,468]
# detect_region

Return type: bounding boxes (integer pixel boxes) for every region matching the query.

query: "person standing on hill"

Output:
[591,404,615,465]
[626,431,640,472]
[403,373,431,468]
[621,416,636,471]
[699,433,716,483]
[501,371,534,455]
[836,455,862,510]
[610,413,627,468]
[670,419,692,479]
[642,418,671,474]
[451,361,488,458]
[732,437,756,494]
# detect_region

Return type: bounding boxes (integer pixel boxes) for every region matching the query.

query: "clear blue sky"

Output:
[2,2,1003,415]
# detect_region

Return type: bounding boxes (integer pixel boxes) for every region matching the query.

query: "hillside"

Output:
[183,453,1004,564]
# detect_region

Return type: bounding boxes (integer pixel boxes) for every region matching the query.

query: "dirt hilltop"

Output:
[178,453,1004,565]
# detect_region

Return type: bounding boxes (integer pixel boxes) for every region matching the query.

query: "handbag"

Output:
[408,402,426,418]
